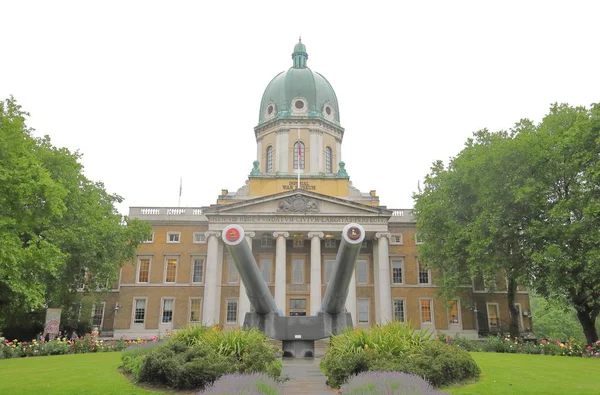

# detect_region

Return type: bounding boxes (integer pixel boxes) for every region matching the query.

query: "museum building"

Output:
[96,41,532,339]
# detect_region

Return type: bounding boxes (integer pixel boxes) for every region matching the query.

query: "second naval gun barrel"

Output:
[222,225,280,315]
[321,223,366,315]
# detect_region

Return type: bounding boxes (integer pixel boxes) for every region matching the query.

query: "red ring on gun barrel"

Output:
[226,227,241,242]
[347,226,361,240]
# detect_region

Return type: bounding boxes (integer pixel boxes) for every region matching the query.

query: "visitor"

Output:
[71,330,78,340]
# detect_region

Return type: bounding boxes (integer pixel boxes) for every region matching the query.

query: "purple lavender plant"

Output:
[198,373,281,395]
[340,371,449,395]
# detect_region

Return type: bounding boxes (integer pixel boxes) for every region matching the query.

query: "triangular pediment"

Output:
[203,190,390,217]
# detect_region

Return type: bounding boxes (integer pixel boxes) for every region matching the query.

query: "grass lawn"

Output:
[0,352,158,395]
[447,352,600,395]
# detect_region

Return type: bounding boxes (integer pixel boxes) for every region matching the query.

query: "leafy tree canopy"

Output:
[0,97,151,327]
[413,102,600,344]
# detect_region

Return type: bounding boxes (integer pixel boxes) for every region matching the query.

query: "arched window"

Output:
[266,146,273,173]
[294,141,305,169]
[325,146,332,174]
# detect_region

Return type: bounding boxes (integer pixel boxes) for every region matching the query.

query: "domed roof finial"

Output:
[292,38,308,69]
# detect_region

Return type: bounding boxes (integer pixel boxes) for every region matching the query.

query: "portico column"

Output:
[238,232,255,325]
[308,231,324,315]
[203,231,221,326]
[346,271,357,326]
[273,232,289,314]
[376,232,393,323]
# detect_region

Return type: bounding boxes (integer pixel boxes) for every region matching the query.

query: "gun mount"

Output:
[221,223,365,358]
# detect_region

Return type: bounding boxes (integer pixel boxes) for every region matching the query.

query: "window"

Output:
[418,262,430,284]
[261,235,274,248]
[161,298,174,323]
[358,299,370,324]
[167,232,180,243]
[137,258,150,283]
[191,258,204,283]
[164,258,178,283]
[415,233,423,245]
[260,258,272,283]
[290,299,306,309]
[266,146,273,173]
[487,303,500,329]
[76,268,87,291]
[448,300,460,324]
[293,141,305,169]
[189,298,202,323]
[226,299,238,324]
[391,259,404,284]
[356,260,368,284]
[293,238,304,248]
[324,238,336,248]
[228,258,239,284]
[324,259,336,284]
[420,299,433,324]
[390,234,403,245]
[193,232,206,243]
[325,146,332,174]
[91,303,105,329]
[292,259,304,284]
[143,233,154,243]
[133,298,146,324]
[393,299,406,322]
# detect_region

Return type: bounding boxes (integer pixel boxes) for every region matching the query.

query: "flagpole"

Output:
[297,129,300,189]
[178,177,182,207]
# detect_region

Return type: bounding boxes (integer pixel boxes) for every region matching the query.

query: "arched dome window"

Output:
[294,141,305,170]
[266,146,273,173]
[325,146,332,174]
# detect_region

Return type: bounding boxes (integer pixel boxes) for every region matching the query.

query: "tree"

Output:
[413,102,600,344]
[0,97,151,329]
[525,103,600,345]
[413,128,535,338]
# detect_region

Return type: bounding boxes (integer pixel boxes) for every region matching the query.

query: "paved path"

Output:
[281,358,337,395]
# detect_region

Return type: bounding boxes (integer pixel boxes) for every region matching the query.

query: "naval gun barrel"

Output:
[222,225,280,315]
[321,223,365,315]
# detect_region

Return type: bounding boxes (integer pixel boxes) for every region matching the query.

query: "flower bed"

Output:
[438,333,600,357]
[121,325,282,391]
[0,333,154,359]
[340,371,449,395]
[320,322,480,389]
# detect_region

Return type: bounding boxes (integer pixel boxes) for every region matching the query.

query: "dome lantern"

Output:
[292,37,308,69]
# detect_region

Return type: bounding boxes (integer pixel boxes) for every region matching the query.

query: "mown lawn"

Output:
[447,352,600,395]
[0,352,157,395]
[2,351,600,394]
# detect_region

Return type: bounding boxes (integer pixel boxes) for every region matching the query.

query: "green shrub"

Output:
[320,322,480,389]
[122,355,146,381]
[169,324,209,346]
[133,327,281,391]
[138,342,237,390]
[320,349,372,388]
[410,341,480,387]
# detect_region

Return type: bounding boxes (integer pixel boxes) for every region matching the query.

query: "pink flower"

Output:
[541,339,547,344]
[588,346,593,350]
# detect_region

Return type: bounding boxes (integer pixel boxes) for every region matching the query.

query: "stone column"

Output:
[375,232,393,323]
[273,232,289,314]
[373,242,381,324]
[238,232,255,325]
[308,231,324,315]
[202,231,221,326]
[346,271,357,326]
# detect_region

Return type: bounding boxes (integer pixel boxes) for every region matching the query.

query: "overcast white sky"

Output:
[2,1,599,214]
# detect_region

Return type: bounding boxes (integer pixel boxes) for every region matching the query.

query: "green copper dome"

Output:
[258,40,340,125]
